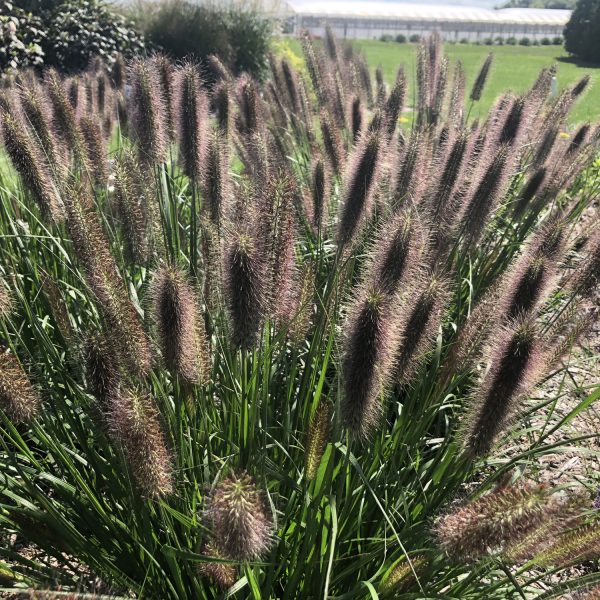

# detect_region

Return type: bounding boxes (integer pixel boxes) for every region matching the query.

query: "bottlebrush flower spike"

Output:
[311,158,330,233]
[305,401,332,481]
[379,555,428,595]
[150,265,210,385]
[341,287,399,438]
[395,274,449,386]
[337,129,382,248]
[319,109,344,176]
[83,332,121,411]
[108,389,173,498]
[462,317,542,458]
[0,351,41,423]
[45,68,88,169]
[470,53,493,101]
[19,87,64,179]
[383,67,406,139]
[204,472,274,561]
[350,96,363,143]
[150,55,175,143]
[224,229,265,350]
[536,522,600,567]
[198,543,238,591]
[79,115,108,187]
[213,81,231,137]
[129,59,167,165]
[202,132,231,231]
[435,484,551,562]
[175,62,208,181]
[0,112,63,223]
[367,210,425,296]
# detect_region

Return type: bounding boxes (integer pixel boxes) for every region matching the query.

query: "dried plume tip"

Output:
[198,542,238,591]
[176,62,208,180]
[305,401,332,480]
[379,555,429,595]
[341,287,398,439]
[434,484,551,562]
[204,472,274,561]
[108,389,173,497]
[129,59,167,165]
[0,112,63,223]
[462,317,542,458]
[337,129,382,247]
[150,265,210,385]
[224,230,265,350]
[0,351,41,423]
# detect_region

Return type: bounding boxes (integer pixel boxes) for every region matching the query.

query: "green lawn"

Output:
[283,39,600,124]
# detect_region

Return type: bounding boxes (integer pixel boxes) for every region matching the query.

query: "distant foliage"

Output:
[139,0,272,80]
[0,1,45,72]
[0,0,145,74]
[564,0,600,63]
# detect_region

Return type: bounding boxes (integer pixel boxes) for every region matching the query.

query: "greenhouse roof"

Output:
[286,1,571,25]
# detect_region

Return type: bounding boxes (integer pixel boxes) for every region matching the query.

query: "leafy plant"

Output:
[0,31,598,599]
[565,0,600,63]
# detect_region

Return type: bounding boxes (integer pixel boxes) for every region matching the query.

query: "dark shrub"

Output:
[395,34,407,43]
[541,37,552,45]
[459,37,470,44]
[506,36,517,45]
[1,0,144,74]
[519,37,531,46]
[0,1,45,72]
[141,0,271,79]
[495,36,505,45]
[409,34,421,43]
[44,1,145,73]
[483,37,494,45]
[564,0,600,63]
[552,36,563,44]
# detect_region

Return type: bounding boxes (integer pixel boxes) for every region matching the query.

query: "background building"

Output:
[283,1,570,41]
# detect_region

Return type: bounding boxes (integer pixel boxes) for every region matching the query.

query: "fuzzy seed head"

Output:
[306,402,332,480]
[198,543,238,591]
[150,265,210,385]
[0,351,41,423]
[108,389,173,497]
[435,484,551,562]
[204,473,274,561]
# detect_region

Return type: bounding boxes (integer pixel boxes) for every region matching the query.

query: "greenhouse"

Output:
[284,1,571,41]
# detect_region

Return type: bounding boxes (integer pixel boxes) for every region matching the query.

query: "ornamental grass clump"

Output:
[0,35,598,599]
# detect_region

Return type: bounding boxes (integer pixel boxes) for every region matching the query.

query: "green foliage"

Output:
[0,1,45,72]
[138,0,272,79]
[0,0,145,74]
[0,35,599,599]
[565,0,600,63]
[395,33,407,43]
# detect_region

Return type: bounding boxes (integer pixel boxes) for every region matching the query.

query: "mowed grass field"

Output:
[284,39,600,124]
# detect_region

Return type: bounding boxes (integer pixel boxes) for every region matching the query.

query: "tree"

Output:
[564,0,600,63]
